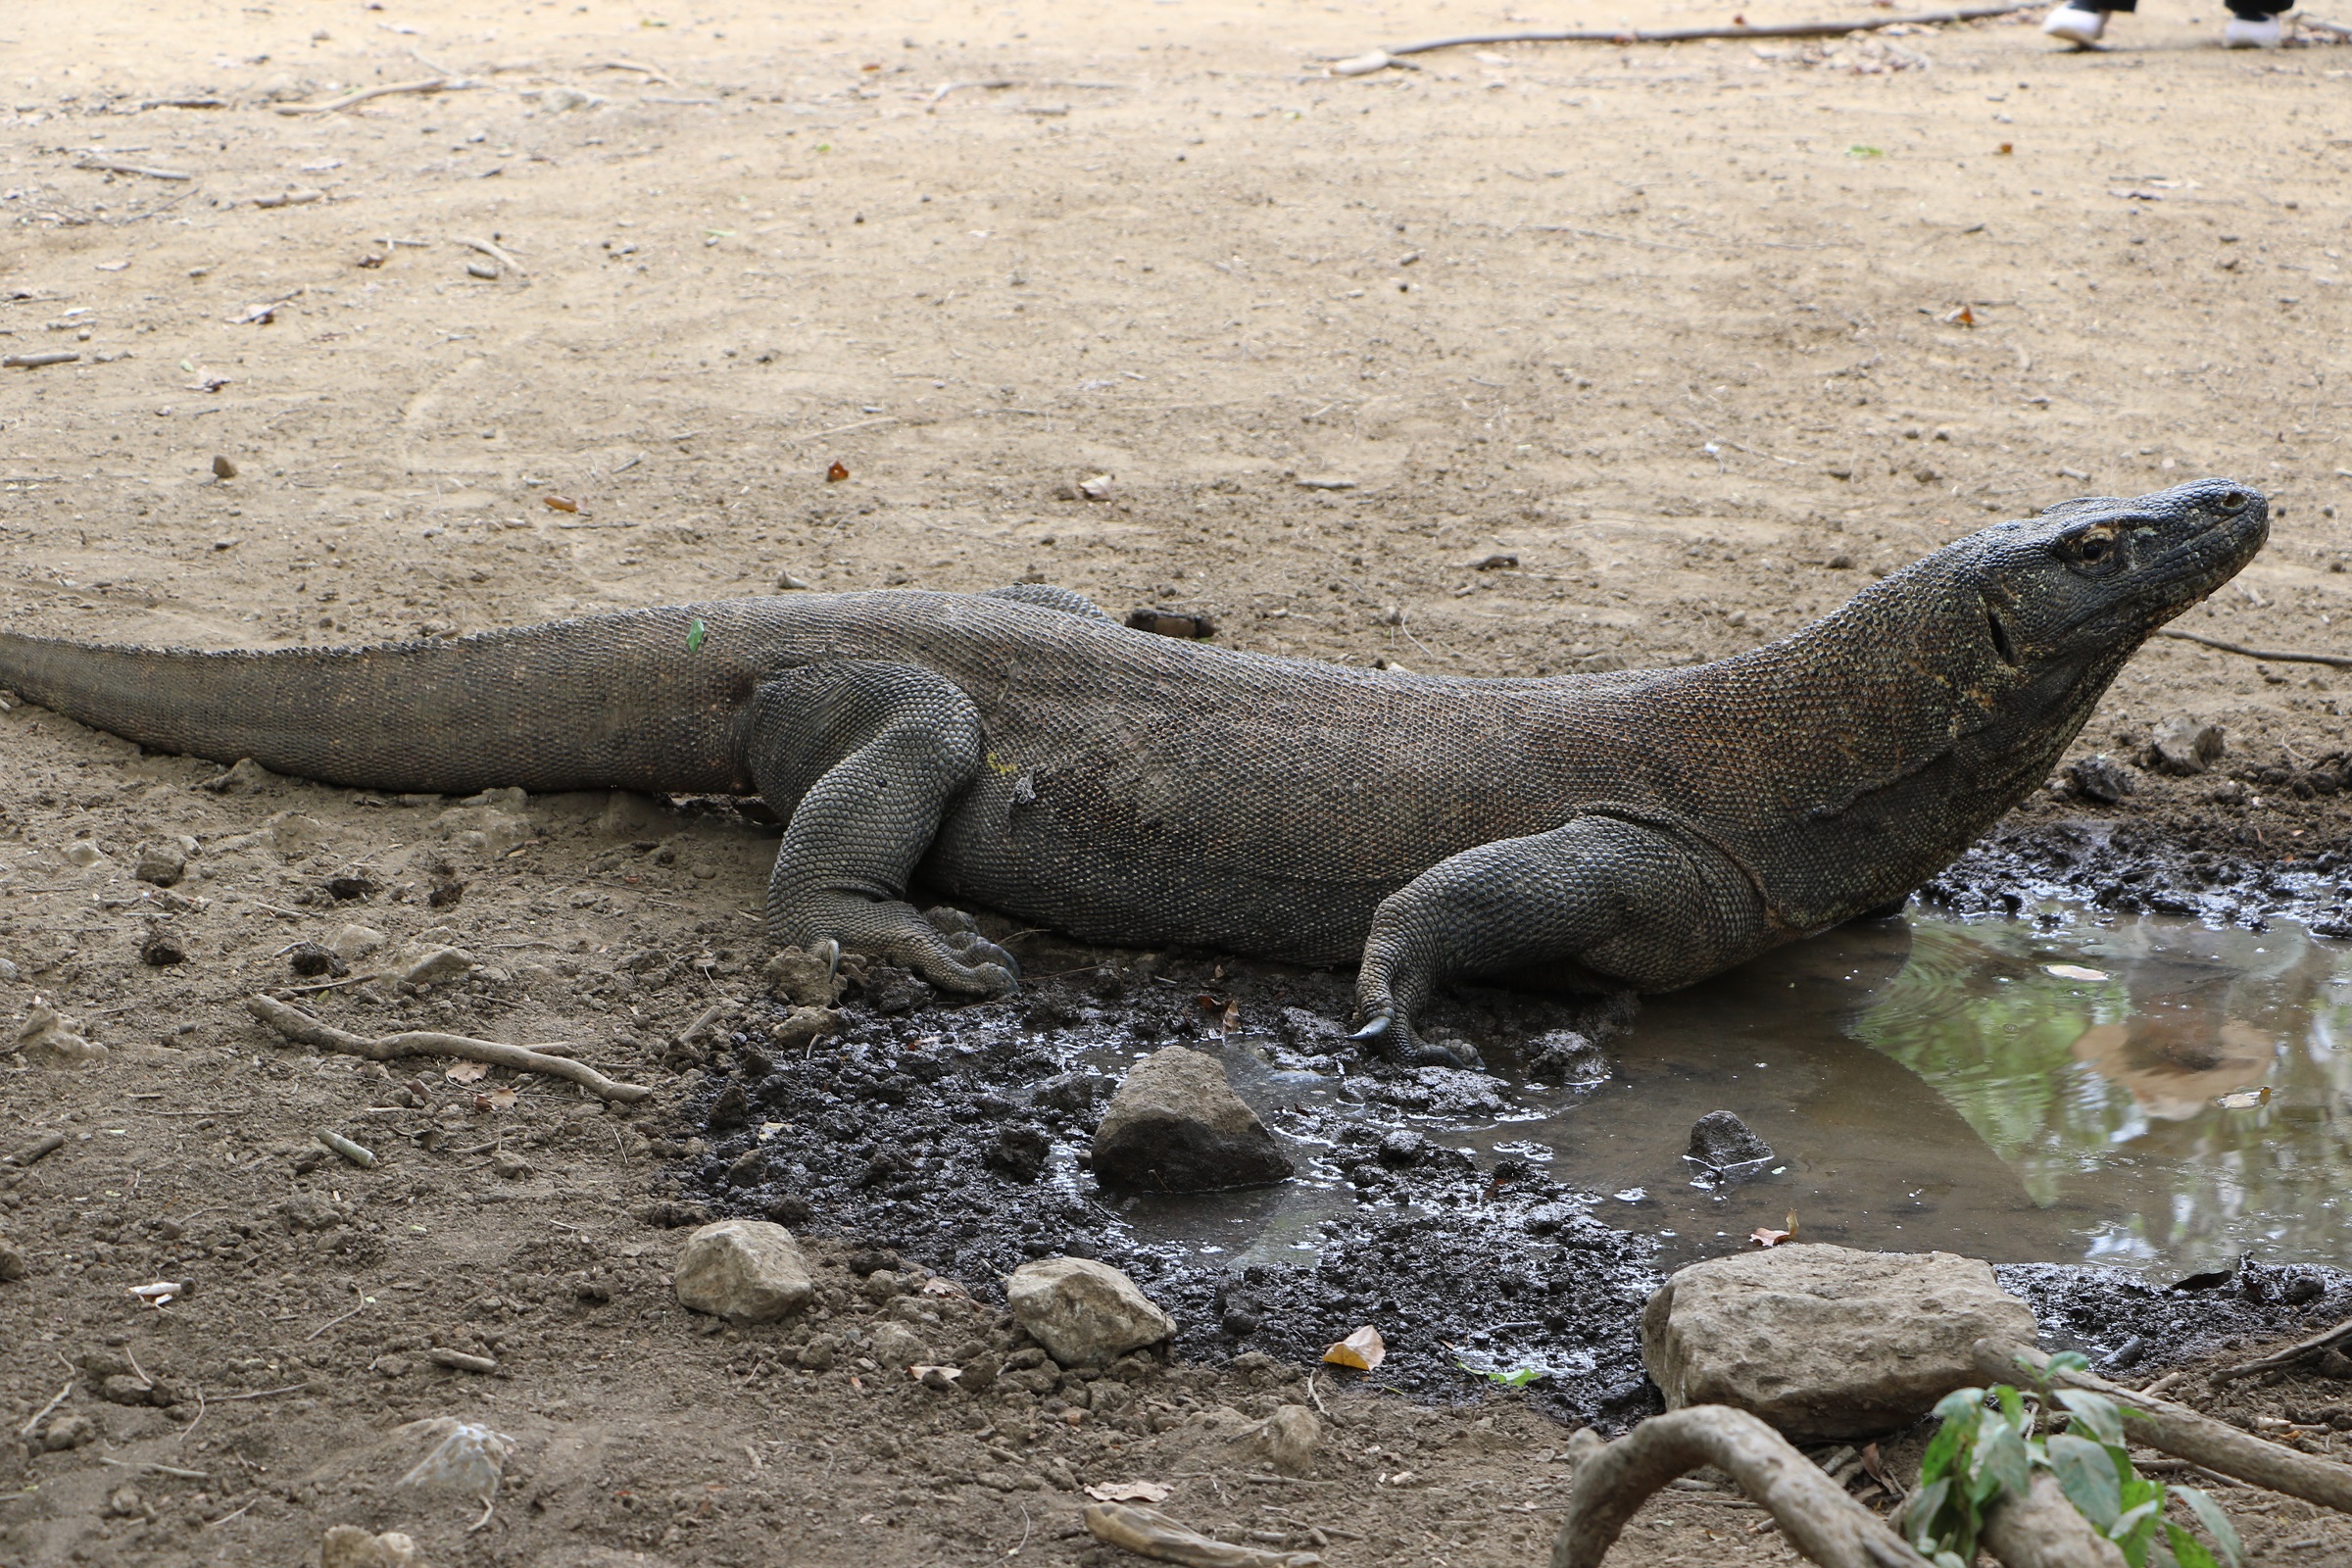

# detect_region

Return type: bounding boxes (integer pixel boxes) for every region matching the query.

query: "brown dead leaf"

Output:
[1323,1324,1386,1371]
[444,1061,489,1084]
[1749,1227,1791,1249]
[825,460,850,482]
[481,1086,517,1111]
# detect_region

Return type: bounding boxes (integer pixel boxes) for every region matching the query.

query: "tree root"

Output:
[1980,1472,2129,1568]
[1549,1406,1931,1568]
[1083,1502,1322,1568]
[1980,1341,2352,1514]
[245,994,652,1103]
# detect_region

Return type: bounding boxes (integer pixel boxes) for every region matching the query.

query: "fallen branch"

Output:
[1371,3,2035,58]
[1085,1501,1321,1568]
[1981,1341,2352,1514]
[245,994,651,1103]
[454,235,524,274]
[272,76,478,116]
[2156,628,2352,669]
[1550,1406,1929,1568]
[2302,17,2352,37]
[595,58,676,84]
[2216,1313,2352,1382]
[1980,1472,2129,1568]
[74,159,194,181]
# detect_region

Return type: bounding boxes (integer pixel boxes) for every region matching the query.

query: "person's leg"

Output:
[2043,0,2133,47]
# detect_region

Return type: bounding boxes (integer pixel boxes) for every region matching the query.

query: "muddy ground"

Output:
[5,1,2352,1564]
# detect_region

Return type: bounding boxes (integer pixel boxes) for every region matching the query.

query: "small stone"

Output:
[1642,1243,2037,1440]
[597,789,662,836]
[100,1374,158,1406]
[1091,1046,1295,1192]
[286,941,344,977]
[14,1004,105,1068]
[63,840,108,868]
[268,811,329,857]
[320,1526,420,1568]
[1525,1029,1611,1085]
[131,840,187,887]
[1376,1129,1427,1168]
[41,1412,98,1450]
[871,1320,929,1368]
[1004,1257,1176,1369]
[2065,754,2138,805]
[2149,716,2226,776]
[673,1219,814,1323]
[988,1123,1053,1182]
[327,924,388,962]
[105,1484,144,1518]
[490,1149,532,1179]
[399,945,475,987]
[769,1004,845,1050]
[1685,1110,1774,1174]
[198,757,275,793]
[140,928,189,967]
[211,454,238,480]
[1258,1404,1321,1475]
[0,1239,26,1281]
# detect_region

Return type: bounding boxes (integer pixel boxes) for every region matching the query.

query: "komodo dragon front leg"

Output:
[1351,814,1770,1067]
[746,661,1018,994]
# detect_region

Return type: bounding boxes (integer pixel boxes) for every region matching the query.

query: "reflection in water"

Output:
[1101,913,2352,1282]
[1853,917,2352,1273]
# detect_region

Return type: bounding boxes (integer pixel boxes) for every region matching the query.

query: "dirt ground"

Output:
[5,1,2352,1565]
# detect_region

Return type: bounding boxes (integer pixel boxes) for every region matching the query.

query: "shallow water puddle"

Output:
[1119,914,2352,1281]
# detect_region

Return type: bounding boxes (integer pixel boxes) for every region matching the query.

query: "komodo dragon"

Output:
[0,478,2266,1064]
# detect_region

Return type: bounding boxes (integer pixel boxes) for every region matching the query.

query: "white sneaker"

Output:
[2223,14,2283,46]
[2041,5,2109,44]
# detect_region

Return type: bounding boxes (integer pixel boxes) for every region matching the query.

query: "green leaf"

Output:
[2045,1350,2092,1376]
[1933,1554,1969,1568]
[2047,1433,2123,1531]
[1978,1420,2033,1500]
[1903,1476,1952,1543]
[2057,1388,2128,1447]
[2172,1487,2242,1568]
[1995,1384,2028,1426]
[1846,144,1885,158]
[1933,1386,1987,1427]
[1918,1421,1962,1488]
[2166,1523,2221,1568]
[686,617,708,654]
[2111,1495,2161,1542]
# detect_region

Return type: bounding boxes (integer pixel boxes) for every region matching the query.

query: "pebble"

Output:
[139,927,188,967]
[286,941,344,977]
[870,1320,929,1369]
[398,945,475,986]
[320,1526,419,1568]
[131,840,187,887]
[1091,1046,1295,1193]
[2065,753,2138,804]
[14,1003,106,1068]
[1258,1403,1322,1475]
[1004,1256,1176,1370]
[327,923,388,962]
[672,1219,814,1323]
[2150,715,2226,776]
[1524,1029,1611,1085]
[0,1239,26,1281]
[1684,1110,1775,1182]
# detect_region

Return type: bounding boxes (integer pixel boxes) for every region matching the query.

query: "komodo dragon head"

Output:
[1958,476,2268,714]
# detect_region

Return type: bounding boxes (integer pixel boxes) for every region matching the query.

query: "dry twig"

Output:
[272,77,478,116]
[2157,628,2352,670]
[596,58,676,83]
[1550,1406,1929,1568]
[2216,1314,2352,1382]
[245,994,651,1103]
[1374,3,2035,55]
[454,235,524,274]
[74,159,193,181]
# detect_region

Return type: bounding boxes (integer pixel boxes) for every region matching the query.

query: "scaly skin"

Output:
[0,480,2268,1065]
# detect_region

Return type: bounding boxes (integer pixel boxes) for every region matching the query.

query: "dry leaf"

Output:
[825,460,850,482]
[543,494,581,514]
[1085,1481,1172,1503]
[919,1276,969,1298]
[1323,1324,1386,1371]
[479,1086,517,1111]
[2216,1087,2272,1109]
[1749,1227,1792,1249]
[2045,963,2109,983]
[444,1061,489,1084]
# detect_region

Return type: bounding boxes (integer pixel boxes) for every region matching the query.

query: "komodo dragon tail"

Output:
[0,606,765,796]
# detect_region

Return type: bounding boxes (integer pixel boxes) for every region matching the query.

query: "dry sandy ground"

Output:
[3,1,2352,1565]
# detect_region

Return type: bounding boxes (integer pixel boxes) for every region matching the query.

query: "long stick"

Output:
[1381,3,2036,55]
[272,77,477,116]
[74,160,193,181]
[1981,1341,2352,1514]
[2156,628,2352,669]
[2215,1313,2352,1382]
[244,994,651,1103]
[1549,1406,1930,1568]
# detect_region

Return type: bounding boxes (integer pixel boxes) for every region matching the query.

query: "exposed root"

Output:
[1083,1501,1322,1568]
[1548,1406,1930,1568]
[1980,1472,2129,1568]
[245,994,652,1103]
[1980,1341,2352,1515]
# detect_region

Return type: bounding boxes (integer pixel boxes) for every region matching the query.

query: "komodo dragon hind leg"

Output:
[981,583,1114,620]
[746,662,1018,996]
[1352,815,1764,1068]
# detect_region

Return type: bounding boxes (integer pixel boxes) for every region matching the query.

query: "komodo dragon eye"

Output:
[2062,523,2122,573]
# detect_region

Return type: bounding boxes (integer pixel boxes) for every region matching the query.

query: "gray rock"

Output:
[14,1004,105,1068]
[399,945,475,987]
[2065,753,2138,804]
[0,1239,26,1281]
[1642,1242,2038,1440]
[0,956,18,984]
[1091,1046,1294,1192]
[870,1320,929,1369]
[320,1526,420,1568]
[1684,1110,1774,1184]
[1525,1029,1611,1085]
[2149,716,2226,776]
[1004,1256,1175,1369]
[672,1219,814,1324]
[1257,1404,1321,1475]
[762,944,845,1006]
[328,924,389,962]
[131,840,187,887]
